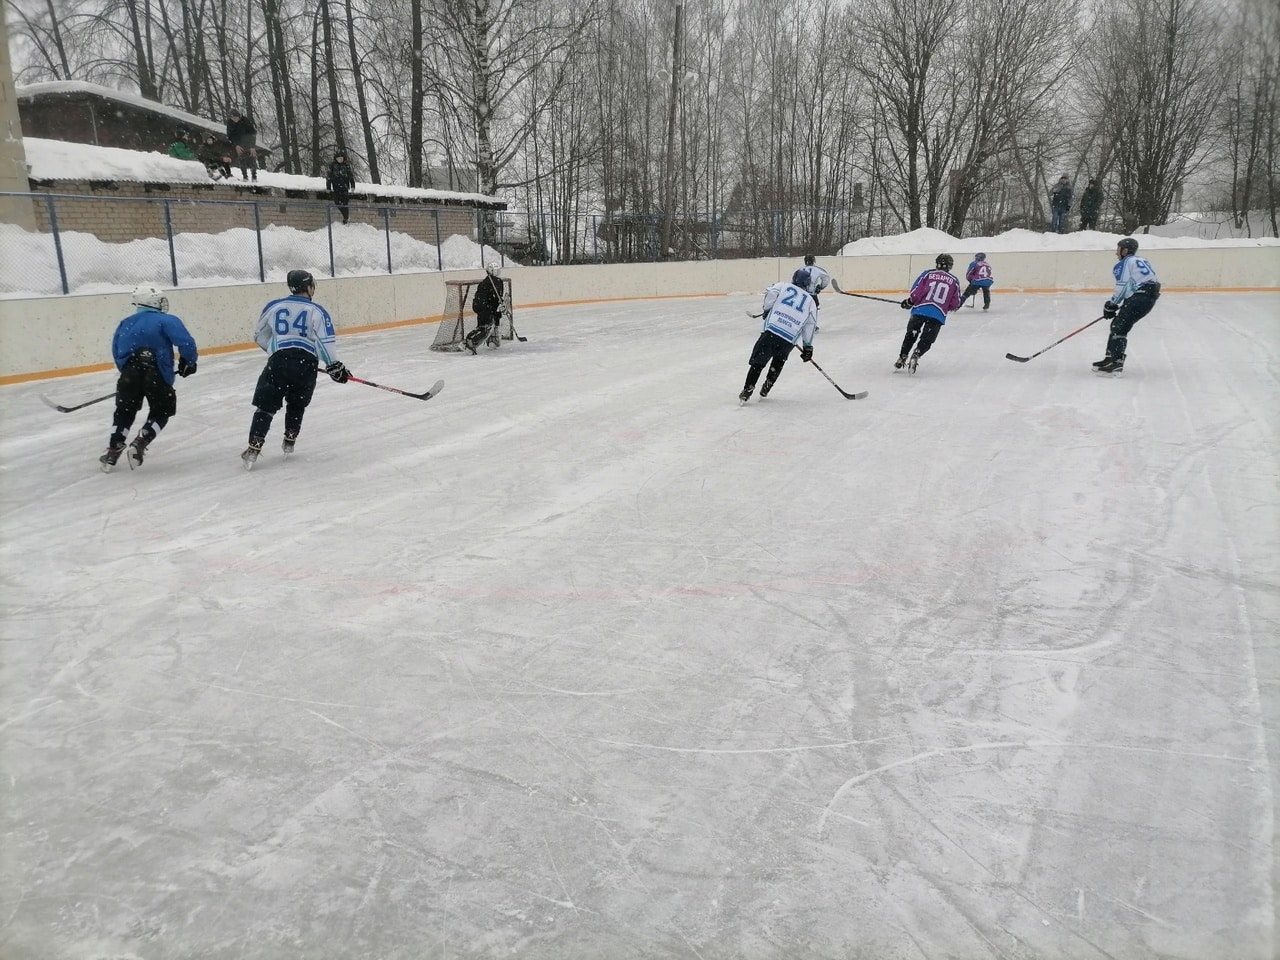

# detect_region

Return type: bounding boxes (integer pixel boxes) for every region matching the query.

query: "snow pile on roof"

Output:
[21,136,500,203]
[17,80,225,138]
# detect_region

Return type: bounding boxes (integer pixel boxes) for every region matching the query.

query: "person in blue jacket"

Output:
[100,284,199,471]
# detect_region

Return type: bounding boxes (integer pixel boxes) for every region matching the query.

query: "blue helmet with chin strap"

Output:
[791,268,814,292]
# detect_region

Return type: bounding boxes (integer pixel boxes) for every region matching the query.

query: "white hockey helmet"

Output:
[131,283,168,312]
[485,262,501,277]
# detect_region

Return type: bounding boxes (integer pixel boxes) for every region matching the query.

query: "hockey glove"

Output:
[177,357,197,377]
[1102,300,1119,319]
[900,299,913,310]
[325,360,350,383]
[800,344,813,362]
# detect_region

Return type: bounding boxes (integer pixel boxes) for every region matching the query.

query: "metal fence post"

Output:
[383,208,392,274]
[592,214,598,263]
[327,209,336,278]
[163,200,178,287]
[253,202,265,283]
[45,195,69,295]
[433,210,442,272]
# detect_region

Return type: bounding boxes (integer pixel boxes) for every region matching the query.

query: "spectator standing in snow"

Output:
[960,252,994,310]
[738,269,819,403]
[326,151,357,224]
[226,109,259,181]
[895,254,963,373]
[98,284,198,471]
[1048,175,1073,233]
[1079,179,1104,231]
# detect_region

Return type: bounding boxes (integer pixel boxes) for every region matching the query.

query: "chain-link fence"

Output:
[0,192,489,297]
[1,191,903,297]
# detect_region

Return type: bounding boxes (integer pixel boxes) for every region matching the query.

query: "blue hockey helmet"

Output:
[974,252,986,261]
[791,268,814,292]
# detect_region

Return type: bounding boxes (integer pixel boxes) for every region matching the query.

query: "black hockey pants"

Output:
[1106,283,1160,361]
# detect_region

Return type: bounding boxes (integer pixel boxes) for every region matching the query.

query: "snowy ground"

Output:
[1,289,1277,959]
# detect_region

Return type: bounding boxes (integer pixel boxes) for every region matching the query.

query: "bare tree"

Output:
[1080,0,1228,230]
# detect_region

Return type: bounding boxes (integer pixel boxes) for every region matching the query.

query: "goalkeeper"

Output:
[465,264,506,354]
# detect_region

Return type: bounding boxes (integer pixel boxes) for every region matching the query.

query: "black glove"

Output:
[800,344,813,362]
[177,357,197,377]
[325,361,350,383]
[900,299,913,310]
[1103,300,1119,319]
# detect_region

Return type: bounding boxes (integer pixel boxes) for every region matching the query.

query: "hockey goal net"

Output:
[430,277,515,351]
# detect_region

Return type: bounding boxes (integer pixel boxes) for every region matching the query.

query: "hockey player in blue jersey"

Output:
[99,284,199,471]
[739,269,819,403]
[241,270,351,468]
[1094,237,1161,374]
[961,252,994,309]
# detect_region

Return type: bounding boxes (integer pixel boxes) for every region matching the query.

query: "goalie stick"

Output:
[347,376,445,401]
[41,391,116,413]
[1006,315,1106,363]
[830,278,902,305]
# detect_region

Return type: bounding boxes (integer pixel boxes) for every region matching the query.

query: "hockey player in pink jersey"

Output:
[894,253,963,374]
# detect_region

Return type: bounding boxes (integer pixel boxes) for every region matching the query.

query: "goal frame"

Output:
[430,277,515,351]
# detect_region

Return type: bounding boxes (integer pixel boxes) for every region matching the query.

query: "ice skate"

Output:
[126,429,154,469]
[1095,358,1124,376]
[282,433,297,456]
[738,388,752,405]
[894,355,907,370]
[99,437,126,472]
[907,352,920,375]
[241,438,264,470]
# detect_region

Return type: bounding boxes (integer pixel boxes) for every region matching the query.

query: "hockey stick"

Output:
[347,376,445,401]
[830,278,902,305]
[793,346,868,399]
[41,391,116,413]
[746,310,765,319]
[1005,316,1106,363]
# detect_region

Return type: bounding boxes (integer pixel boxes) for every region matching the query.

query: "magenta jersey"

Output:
[907,269,963,323]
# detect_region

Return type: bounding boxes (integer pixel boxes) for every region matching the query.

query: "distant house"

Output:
[16,80,255,165]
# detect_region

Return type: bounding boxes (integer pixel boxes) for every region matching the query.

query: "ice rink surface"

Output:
[2,289,1277,959]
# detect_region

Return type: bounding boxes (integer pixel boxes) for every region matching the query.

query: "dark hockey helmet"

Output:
[803,254,816,266]
[974,252,986,261]
[792,267,814,292]
[935,253,954,271]
[287,269,315,294]
[1117,237,1139,256]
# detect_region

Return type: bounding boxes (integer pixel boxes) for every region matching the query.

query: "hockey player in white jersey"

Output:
[802,255,832,305]
[240,269,351,467]
[739,269,820,403]
[1093,237,1161,374]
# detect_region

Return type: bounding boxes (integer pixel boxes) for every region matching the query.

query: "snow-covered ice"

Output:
[1,283,1276,958]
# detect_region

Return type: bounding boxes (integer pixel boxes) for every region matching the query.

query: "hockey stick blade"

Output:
[41,391,116,413]
[1005,353,1031,363]
[801,350,868,399]
[348,376,445,401]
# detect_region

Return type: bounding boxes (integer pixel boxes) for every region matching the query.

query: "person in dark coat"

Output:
[1079,178,1104,231]
[197,133,233,179]
[226,109,258,181]
[325,151,356,224]
[1048,175,1073,233]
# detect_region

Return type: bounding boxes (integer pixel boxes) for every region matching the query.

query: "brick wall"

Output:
[27,180,479,247]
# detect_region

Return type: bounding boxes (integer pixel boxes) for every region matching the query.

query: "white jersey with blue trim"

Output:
[253,294,341,365]
[761,282,819,345]
[805,265,831,295]
[1112,254,1159,303]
